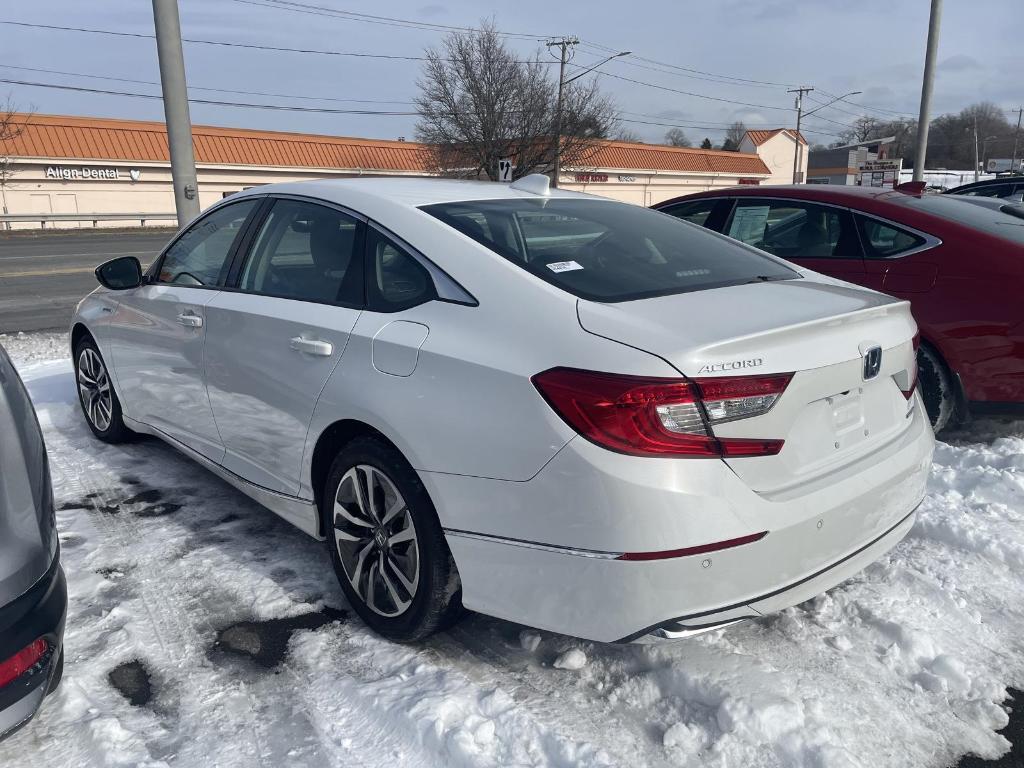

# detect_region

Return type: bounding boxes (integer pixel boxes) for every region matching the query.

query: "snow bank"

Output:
[0,334,1021,768]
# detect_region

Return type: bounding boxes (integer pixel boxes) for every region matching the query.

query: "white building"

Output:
[738,129,808,185]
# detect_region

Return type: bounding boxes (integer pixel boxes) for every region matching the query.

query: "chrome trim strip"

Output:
[443,528,623,560]
[641,618,751,642]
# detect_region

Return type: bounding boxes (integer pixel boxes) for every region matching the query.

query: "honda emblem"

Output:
[863,346,882,380]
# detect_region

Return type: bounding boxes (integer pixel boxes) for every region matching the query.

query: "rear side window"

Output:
[856,216,926,258]
[365,227,435,311]
[422,198,797,302]
[158,200,257,286]
[659,199,721,228]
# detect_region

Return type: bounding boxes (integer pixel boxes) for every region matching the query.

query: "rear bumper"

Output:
[0,555,67,742]
[432,393,933,643]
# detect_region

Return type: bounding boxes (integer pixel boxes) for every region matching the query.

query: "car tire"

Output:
[323,436,462,642]
[918,344,956,433]
[74,337,132,443]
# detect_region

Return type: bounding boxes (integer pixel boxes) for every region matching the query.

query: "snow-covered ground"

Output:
[1,333,1022,768]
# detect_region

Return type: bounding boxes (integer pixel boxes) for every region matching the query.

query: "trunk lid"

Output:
[577,277,920,493]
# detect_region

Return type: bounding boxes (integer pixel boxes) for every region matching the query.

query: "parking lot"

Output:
[0,230,171,332]
[0,332,1021,768]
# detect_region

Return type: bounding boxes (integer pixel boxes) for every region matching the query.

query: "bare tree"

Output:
[837,115,881,145]
[721,121,747,151]
[415,22,617,180]
[615,128,643,143]
[0,98,32,228]
[663,127,691,147]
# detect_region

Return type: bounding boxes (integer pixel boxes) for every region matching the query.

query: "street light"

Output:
[790,90,862,183]
[549,44,630,187]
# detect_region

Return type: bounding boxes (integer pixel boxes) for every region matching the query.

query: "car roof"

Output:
[228,176,599,210]
[656,184,925,207]
[946,177,1022,193]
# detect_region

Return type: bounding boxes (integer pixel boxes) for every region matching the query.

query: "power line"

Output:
[0,20,553,64]
[0,77,418,115]
[815,89,916,119]
[0,63,415,105]
[579,39,800,89]
[228,0,806,95]
[228,0,549,41]
[570,65,794,113]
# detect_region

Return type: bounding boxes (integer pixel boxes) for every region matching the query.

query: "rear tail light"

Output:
[532,368,790,458]
[0,638,48,689]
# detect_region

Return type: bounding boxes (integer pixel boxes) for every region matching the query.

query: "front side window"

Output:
[727,200,860,259]
[365,227,434,311]
[157,200,257,286]
[422,198,798,302]
[239,199,363,305]
[856,216,925,258]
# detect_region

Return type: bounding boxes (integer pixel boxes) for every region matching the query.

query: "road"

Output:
[0,229,173,332]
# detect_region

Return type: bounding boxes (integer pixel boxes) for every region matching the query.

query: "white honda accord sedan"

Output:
[71,175,933,643]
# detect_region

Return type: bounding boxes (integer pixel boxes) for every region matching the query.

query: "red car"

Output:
[653,185,1024,431]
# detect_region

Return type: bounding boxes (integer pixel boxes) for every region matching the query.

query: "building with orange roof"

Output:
[0,113,772,228]
[738,128,808,185]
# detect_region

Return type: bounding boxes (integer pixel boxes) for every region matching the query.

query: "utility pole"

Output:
[152,0,200,225]
[913,0,942,182]
[973,117,980,182]
[788,86,813,183]
[1011,107,1022,174]
[547,36,578,189]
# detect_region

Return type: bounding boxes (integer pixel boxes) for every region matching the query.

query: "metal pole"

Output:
[152,0,200,225]
[912,0,942,182]
[788,87,812,183]
[1011,107,1022,173]
[548,37,577,189]
[973,118,979,183]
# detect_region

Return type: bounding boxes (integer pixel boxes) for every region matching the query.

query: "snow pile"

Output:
[1,331,68,366]
[0,335,1021,768]
[553,648,588,671]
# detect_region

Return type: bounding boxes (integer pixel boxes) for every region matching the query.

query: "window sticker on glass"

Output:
[728,205,771,245]
[546,260,585,273]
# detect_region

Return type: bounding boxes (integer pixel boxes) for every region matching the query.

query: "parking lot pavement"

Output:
[1,333,1022,768]
[0,229,172,333]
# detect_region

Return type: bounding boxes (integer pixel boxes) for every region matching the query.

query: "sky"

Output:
[0,0,1021,147]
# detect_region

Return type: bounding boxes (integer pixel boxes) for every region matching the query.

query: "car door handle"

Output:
[290,336,333,356]
[177,312,203,328]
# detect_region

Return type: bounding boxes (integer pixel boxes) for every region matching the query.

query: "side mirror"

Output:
[95,256,143,290]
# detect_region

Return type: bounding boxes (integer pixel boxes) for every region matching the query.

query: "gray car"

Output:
[0,344,65,740]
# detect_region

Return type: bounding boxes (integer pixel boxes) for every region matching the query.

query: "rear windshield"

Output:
[421,198,799,302]
[894,194,1024,245]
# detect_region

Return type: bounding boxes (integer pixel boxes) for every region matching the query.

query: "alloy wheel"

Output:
[77,347,113,432]
[333,464,420,617]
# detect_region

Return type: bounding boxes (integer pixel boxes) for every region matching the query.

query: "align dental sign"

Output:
[46,166,125,180]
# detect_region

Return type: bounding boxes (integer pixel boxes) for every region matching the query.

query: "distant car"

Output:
[654,185,1024,432]
[70,176,931,644]
[945,176,1024,203]
[950,195,1024,218]
[0,344,65,741]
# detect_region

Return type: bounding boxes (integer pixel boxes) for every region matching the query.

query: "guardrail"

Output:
[0,212,178,229]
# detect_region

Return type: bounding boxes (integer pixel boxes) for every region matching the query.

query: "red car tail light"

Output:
[532,368,790,458]
[0,638,48,689]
